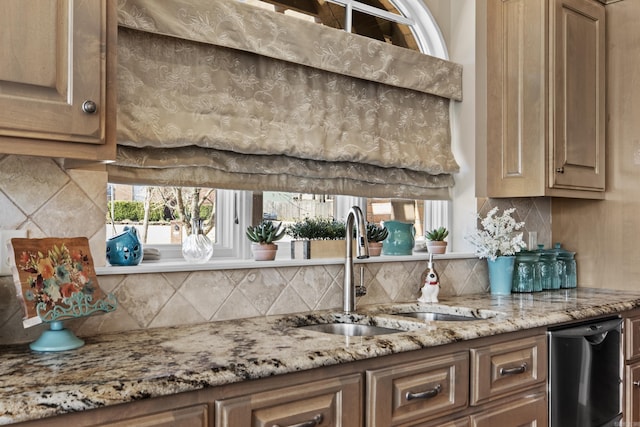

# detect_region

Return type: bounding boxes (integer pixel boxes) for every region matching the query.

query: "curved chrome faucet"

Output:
[344,206,369,313]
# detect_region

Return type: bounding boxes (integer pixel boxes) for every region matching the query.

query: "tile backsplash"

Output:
[0,154,552,345]
[0,258,490,344]
[477,197,552,250]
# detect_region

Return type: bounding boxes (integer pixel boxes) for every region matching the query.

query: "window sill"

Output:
[95,252,477,276]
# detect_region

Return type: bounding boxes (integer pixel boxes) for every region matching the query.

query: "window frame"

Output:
[140,190,253,261]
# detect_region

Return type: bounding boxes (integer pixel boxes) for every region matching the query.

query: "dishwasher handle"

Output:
[548,317,622,339]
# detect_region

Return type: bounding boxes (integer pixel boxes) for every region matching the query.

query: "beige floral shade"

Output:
[110,0,463,199]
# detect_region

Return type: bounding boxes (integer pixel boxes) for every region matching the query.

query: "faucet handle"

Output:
[356,266,367,296]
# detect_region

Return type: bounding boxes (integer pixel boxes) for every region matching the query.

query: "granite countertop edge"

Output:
[1,288,639,424]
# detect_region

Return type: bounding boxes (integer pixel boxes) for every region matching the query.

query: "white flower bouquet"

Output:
[466,207,526,261]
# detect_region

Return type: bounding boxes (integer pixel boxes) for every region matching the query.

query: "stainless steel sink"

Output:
[395,312,483,321]
[297,323,403,336]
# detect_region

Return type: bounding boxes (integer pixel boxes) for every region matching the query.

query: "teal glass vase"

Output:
[487,256,516,295]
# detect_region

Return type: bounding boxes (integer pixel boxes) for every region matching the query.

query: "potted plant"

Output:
[366,223,388,256]
[287,217,347,259]
[246,220,286,261]
[465,207,527,295]
[425,226,449,254]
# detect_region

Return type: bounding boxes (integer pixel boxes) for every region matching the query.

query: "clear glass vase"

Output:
[182,219,213,263]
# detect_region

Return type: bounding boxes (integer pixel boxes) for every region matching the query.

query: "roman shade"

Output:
[109,0,463,199]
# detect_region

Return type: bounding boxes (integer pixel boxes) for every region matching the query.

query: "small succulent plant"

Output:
[425,226,449,241]
[366,223,389,242]
[246,220,286,244]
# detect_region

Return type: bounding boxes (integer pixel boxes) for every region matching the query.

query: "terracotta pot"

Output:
[368,241,383,256]
[251,243,278,261]
[426,240,447,254]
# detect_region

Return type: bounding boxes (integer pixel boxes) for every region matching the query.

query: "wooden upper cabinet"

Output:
[0,0,116,161]
[482,0,605,199]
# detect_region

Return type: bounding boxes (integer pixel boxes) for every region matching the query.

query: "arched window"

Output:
[245,0,448,58]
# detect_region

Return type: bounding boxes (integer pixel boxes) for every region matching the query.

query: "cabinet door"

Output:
[470,392,547,427]
[366,351,469,426]
[95,404,209,427]
[551,0,605,191]
[625,363,640,423]
[483,0,605,199]
[485,0,548,198]
[215,374,362,427]
[624,316,640,361]
[0,1,106,145]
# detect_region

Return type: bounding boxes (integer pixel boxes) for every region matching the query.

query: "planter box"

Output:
[291,240,347,259]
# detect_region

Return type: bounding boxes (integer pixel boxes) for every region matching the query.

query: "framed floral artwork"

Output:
[8,237,110,328]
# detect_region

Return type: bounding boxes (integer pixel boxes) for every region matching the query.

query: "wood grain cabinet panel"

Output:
[625,363,640,424]
[366,351,469,427]
[470,335,547,406]
[551,0,606,192]
[625,316,640,361]
[215,374,362,427]
[469,391,547,427]
[483,0,605,199]
[0,0,116,160]
[94,404,209,427]
[431,418,470,427]
[624,313,640,423]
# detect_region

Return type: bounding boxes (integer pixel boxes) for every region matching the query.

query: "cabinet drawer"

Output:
[469,390,547,427]
[366,351,469,426]
[625,316,640,360]
[625,363,640,423]
[470,335,546,406]
[215,373,362,427]
[423,417,470,427]
[95,404,209,427]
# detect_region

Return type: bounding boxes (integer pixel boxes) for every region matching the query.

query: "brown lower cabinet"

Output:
[469,390,547,427]
[215,374,362,426]
[95,404,209,427]
[624,310,640,423]
[16,328,549,427]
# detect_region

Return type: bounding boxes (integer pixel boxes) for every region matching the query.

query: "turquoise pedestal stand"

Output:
[30,321,84,352]
[30,292,117,352]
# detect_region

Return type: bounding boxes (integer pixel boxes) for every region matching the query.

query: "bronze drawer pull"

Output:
[406,383,442,401]
[274,414,323,427]
[500,362,528,376]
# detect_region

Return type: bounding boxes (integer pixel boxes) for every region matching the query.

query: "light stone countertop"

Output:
[1,287,639,425]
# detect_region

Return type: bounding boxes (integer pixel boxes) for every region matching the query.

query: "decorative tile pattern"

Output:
[0,154,554,345]
[477,197,552,249]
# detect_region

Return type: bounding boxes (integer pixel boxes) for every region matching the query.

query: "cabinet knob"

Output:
[81,100,98,114]
[556,167,565,174]
[633,381,640,388]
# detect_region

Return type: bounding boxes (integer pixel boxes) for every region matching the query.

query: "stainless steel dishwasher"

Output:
[548,317,623,427]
